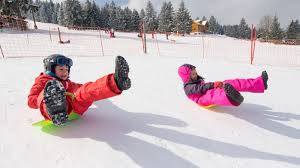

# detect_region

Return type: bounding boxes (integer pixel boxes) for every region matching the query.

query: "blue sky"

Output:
[52,0,300,28]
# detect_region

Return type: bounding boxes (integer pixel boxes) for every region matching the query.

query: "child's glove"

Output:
[214,81,223,88]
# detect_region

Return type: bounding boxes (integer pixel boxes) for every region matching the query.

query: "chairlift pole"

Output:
[29,4,38,29]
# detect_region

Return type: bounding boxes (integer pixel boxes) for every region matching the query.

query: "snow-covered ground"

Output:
[0,21,299,168]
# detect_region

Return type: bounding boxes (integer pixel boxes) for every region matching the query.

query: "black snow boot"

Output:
[224,83,244,106]
[114,56,131,91]
[44,80,68,126]
[261,70,268,90]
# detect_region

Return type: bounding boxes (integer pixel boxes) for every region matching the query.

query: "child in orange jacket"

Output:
[28,54,131,126]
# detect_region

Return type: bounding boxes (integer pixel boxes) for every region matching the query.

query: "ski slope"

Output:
[0,21,300,168]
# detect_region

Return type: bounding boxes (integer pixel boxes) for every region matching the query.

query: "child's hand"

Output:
[214,81,223,88]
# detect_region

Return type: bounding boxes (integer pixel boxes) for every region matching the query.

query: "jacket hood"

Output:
[178,64,195,83]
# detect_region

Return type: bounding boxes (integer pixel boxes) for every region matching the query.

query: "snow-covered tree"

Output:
[286,20,300,39]
[91,1,100,27]
[131,9,140,32]
[144,1,158,31]
[108,1,118,29]
[139,9,145,20]
[51,3,59,24]
[64,0,83,26]
[225,25,239,38]
[0,0,30,17]
[297,20,300,39]
[208,16,217,33]
[48,0,57,23]
[270,14,283,40]
[208,16,224,34]
[115,7,126,30]
[82,0,93,26]
[257,15,273,39]
[58,2,65,25]
[123,7,133,31]
[238,18,251,39]
[158,1,175,32]
[99,3,110,28]
[175,1,192,35]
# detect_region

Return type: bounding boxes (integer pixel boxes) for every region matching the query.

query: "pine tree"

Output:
[175,1,192,35]
[131,9,140,32]
[41,1,51,22]
[48,0,56,23]
[64,0,73,26]
[158,1,168,32]
[24,0,32,18]
[224,25,232,37]
[286,20,300,39]
[99,3,110,28]
[158,1,175,33]
[34,0,41,22]
[208,16,218,34]
[83,0,93,27]
[38,2,48,23]
[232,25,239,38]
[82,0,100,27]
[224,25,239,38]
[52,3,59,24]
[91,1,100,27]
[144,1,158,31]
[0,0,30,17]
[115,7,126,30]
[296,20,300,39]
[238,18,250,39]
[64,0,83,26]
[58,2,65,25]
[270,14,283,40]
[139,9,145,20]
[286,20,297,39]
[258,15,273,39]
[202,16,207,21]
[108,1,118,29]
[123,7,133,31]
[208,16,223,34]
[72,0,83,26]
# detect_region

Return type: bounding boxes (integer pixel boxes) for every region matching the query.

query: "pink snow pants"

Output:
[197,76,265,106]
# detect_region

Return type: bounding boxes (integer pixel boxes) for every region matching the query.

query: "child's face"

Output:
[190,68,198,81]
[55,65,69,80]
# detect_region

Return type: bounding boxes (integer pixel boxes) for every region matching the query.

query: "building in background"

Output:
[191,20,208,34]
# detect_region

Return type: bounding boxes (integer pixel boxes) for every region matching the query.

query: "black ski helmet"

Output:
[43,54,73,74]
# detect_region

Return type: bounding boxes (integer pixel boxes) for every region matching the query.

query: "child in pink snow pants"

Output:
[178,64,269,107]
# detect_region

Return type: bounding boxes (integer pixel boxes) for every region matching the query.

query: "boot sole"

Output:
[262,71,268,90]
[44,80,68,125]
[116,56,129,78]
[224,83,244,106]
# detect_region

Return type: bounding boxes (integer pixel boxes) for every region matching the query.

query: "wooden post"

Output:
[250,24,257,65]
[252,26,257,64]
[202,35,205,63]
[143,21,147,54]
[99,30,105,56]
[0,45,5,58]
[250,24,254,64]
[154,32,160,56]
[58,27,62,43]
[31,9,38,29]
[27,33,29,44]
[49,27,52,42]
